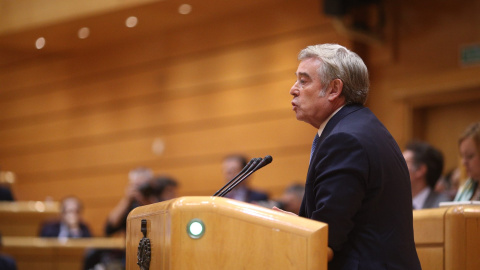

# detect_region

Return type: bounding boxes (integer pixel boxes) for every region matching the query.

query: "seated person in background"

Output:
[221,154,269,203]
[105,167,154,236]
[0,233,17,270]
[403,141,450,209]
[454,122,480,201]
[0,187,14,202]
[40,196,92,238]
[85,172,178,270]
[277,183,305,215]
[141,175,178,203]
[0,170,15,201]
[435,167,461,201]
[255,183,304,214]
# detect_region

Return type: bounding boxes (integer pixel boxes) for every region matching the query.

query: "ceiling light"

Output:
[126,16,138,28]
[78,27,90,39]
[178,4,192,15]
[35,37,46,49]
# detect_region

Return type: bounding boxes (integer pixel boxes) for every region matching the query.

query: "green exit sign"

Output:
[460,44,480,66]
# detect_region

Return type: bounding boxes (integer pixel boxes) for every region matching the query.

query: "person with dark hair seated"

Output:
[221,154,269,203]
[84,171,178,270]
[0,170,15,201]
[403,141,450,209]
[40,196,92,238]
[277,183,305,215]
[140,175,178,203]
[104,167,154,237]
[0,187,14,202]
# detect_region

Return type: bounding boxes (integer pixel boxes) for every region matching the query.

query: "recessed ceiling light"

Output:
[178,4,192,15]
[78,27,90,39]
[35,37,45,49]
[126,16,138,28]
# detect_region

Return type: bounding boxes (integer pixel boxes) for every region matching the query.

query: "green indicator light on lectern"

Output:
[187,218,205,239]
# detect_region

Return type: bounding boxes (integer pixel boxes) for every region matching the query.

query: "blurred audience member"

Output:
[40,196,92,238]
[435,167,461,201]
[0,233,17,270]
[277,183,305,215]
[221,154,268,203]
[105,167,154,236]
[0,187,14,202]
[85,170,178,270]
[145,175,178,202]
[0,170,15,201]
[255,183,304,214]
[454,122,480,201]
[403,141,450,209]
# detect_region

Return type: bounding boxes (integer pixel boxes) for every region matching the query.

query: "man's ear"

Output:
[326,79,343,101]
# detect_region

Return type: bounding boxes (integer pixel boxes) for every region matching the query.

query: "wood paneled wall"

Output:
[1,0,479,236]
[367,0,480,172]
[0,0,349,235]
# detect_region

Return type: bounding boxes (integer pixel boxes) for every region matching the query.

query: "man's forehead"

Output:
[296,58,321,75]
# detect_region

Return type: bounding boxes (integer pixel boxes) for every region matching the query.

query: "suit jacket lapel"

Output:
[315,104,364,154]
[301,104,364,217]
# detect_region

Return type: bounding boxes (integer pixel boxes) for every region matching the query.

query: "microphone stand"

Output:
[213,158,261,196]
[217,155,272,198]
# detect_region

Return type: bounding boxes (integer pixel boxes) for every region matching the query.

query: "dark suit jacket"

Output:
[0,254,17,270]
[422,189,450,209]
[40,220,92,238]
[299,104,421,270]
[0,187,14,201]
[246,188,269,203]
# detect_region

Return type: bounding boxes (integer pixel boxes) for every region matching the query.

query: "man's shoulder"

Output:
[424,190,451,208]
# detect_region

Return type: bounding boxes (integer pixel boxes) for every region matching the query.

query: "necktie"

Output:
[310,134,320,163]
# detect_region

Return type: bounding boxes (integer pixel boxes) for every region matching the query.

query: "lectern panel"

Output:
[126,196,328,270]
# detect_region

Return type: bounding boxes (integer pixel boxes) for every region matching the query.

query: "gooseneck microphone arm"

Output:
[217,155,273,198]
[213,158,259,196]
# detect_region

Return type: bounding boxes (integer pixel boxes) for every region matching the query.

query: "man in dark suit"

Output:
[0,186,14,201]
[222,154,269,203]
[40,196,92,238]
[286,44,421,269]
[403,140,450,209]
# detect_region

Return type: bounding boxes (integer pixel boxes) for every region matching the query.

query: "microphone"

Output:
[213,157,260,196]
[217,155,273,198]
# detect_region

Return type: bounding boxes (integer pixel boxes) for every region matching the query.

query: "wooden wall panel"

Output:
[0,0,345,235]
[0,79,293,148]
[368,0,480,151]
[0,0,328,93]
[5,0,477,237]
[422,99,480,172]
[2,118,312,174]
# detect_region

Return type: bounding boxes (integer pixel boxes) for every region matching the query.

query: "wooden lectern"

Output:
[126,196,328,270]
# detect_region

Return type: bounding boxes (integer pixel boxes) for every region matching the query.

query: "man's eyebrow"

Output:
[295,72,311,79]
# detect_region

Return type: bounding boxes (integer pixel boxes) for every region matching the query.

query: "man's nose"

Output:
[289,82,298,96]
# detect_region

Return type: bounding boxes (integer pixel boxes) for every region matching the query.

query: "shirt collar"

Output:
[317,105,344,137]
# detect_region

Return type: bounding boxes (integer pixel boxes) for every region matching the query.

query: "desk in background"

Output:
[413,204,480,270]
[0,201,60,236]
[2,236,125,270]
